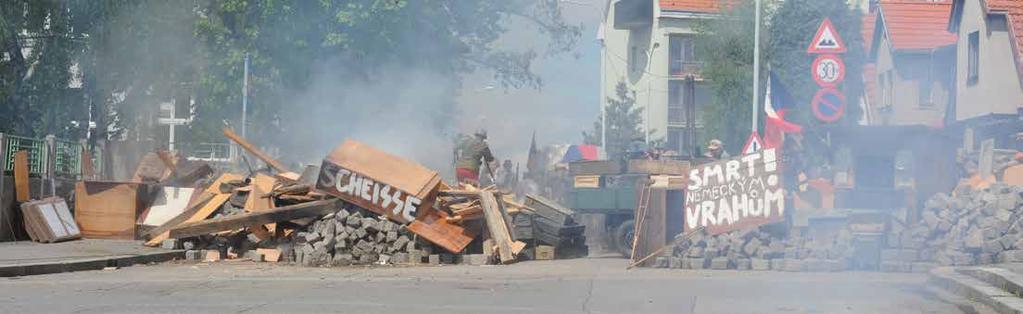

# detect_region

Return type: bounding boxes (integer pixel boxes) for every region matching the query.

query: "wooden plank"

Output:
[75,181,143,239]
[257,248,281,262]
[81,146,95,179]
[407,208,476,253]
[479,192,515,264]
[13,151,29,202]
[144,193,227,246]
[169,199,340,239]
[244,173,277,233]
[222,127,289,173]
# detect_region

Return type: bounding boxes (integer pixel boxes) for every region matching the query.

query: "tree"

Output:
[695,0,864,154]
[584,81,645,159]
[693,0,762,154]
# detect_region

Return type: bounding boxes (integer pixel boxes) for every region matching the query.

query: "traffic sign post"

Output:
[812,54,845,87]
[742,131,764,155]
[811,88,846,122]
[807,18,847,54]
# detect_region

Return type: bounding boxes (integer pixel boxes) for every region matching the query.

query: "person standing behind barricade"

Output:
[703,139,730,160]
[454,130,495,186]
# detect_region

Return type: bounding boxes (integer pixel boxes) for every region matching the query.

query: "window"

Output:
[667,80,709,126]
[669,34,698,76]
[968,31,979,85]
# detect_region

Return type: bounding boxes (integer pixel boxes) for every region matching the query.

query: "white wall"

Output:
[954,0,1023,121]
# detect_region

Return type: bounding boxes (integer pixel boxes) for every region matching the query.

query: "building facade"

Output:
[865,0,956,127]
[599,0,721,157]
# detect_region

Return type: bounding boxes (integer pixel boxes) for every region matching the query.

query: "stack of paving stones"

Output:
[285,208,430,267]
[899,184,1023,269]
[660,227,855,272]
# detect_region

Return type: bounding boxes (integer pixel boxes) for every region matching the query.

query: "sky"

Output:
[455,1,604,166]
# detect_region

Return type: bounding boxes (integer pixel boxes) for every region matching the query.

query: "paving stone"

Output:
[391,252,409,264]
[653,256,669,268]
[735,258,751,270]
[769,259,784,271]
[669,257,683,269]
[710,257,730,270]
[428,254,441,265]
[686,257,708,269]
[751,258,771,271]
[879,261,911,273]
[911,262,937,273]
[185,250,202,261]
[332,253,354,266]
[161,239,178,250]
[783,259,805,272]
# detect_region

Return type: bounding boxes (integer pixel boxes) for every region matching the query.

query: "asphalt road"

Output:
[0,258,960,314]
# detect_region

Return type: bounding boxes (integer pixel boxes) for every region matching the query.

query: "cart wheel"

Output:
[614,219,635,258]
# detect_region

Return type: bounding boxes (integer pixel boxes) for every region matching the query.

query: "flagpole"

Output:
[752,0,762,133]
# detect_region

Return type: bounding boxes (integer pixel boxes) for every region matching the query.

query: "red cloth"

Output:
[764,110,803,149]
[456,168,479,184]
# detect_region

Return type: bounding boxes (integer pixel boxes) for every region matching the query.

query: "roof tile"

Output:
[879,0,957,50]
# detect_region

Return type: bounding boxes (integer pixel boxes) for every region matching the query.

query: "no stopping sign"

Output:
[811,88,846,122]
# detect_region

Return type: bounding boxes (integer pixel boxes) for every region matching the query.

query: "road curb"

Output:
[0,250,185,277]
[929,266,1023,314]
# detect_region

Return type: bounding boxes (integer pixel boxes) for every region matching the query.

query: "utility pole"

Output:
[242,53,250,139]
[752,0,762,133]
[600,42,607,157]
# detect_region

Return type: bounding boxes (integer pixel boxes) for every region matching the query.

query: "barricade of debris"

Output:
[75,127,587,266]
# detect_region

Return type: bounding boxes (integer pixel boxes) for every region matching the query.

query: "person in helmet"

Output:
[703,139,729,160]
[454,129,496,185]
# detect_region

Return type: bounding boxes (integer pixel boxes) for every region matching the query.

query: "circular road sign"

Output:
[811,88,846,122]
[812,54,845,87]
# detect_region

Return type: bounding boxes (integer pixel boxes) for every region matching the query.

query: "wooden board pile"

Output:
[515,195,587,259]
[135,128,574,266]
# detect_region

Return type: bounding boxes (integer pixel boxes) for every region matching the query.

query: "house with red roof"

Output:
[599,0,733,157]
[864,0,957,126]
[947,0,1023,146]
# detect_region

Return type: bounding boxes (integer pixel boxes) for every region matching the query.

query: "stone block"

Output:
[440,254,456,264]
[185,250,202,261]
[332,253,354,266]
[390,253,408,264]
[751,258,770,271]
[467,254,488,265]
[358,253,378,264]
[686,257,708,269]
[244,250,264,262]
[710,257,731,270]
[428,254,441,265]
[879,261,911,273]
[783,259,805,272]
[408,251,423,264]
[911,262,937,273]
[161,239,178,250]
[735,258,751,270]
[669,257,683,269]
[880,249,918,263]
[653,256,670,268]
[770,259,785,271]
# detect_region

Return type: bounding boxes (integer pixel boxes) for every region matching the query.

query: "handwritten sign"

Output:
[317,161,422,223]
[685,148,785,235]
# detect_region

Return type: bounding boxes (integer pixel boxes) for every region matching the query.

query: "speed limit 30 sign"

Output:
[812,54,845,87]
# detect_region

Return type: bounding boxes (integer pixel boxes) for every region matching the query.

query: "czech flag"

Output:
[561,145,600,163]
[764,72,803,149]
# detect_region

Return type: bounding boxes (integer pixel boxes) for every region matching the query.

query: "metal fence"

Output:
[0,133,96,180]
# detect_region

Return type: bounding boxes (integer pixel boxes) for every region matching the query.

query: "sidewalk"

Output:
[0,239,183,277]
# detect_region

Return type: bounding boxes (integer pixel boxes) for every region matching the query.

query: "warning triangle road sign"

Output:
[807,18,847,54]
[742,131,764,155]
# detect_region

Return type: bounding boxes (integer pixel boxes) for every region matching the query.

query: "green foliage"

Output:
[0,0,580,147]
[768,0,865,128]
[693,0,760,154]
[584,81,645,158]
[695,0,865,154]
